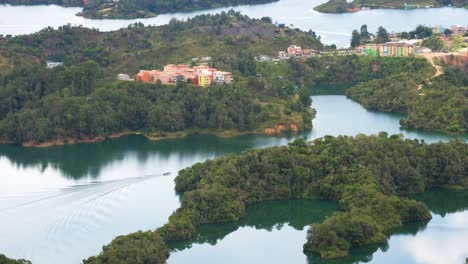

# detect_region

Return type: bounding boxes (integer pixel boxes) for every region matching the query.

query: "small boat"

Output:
[163,172,172,176]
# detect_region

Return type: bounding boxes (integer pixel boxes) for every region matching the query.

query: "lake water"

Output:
[0,95,467,264]
[1,0,467,47]
[168,190,468,264]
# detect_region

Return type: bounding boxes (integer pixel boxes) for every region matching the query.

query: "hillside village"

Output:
[117,24,467,87]
[135,64,233,87]
[118,64,233,87]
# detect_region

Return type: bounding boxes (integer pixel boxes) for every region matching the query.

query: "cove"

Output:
[167,189,468,264]
[1,0,467,47]
[0,95,466,263]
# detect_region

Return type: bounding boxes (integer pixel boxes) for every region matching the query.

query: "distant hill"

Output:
[0,0,279,19]
[314,0,467,13]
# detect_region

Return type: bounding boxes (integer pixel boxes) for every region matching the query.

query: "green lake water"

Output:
[0,95,466,264]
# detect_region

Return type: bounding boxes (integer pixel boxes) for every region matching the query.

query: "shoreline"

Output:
[8,125,304,148]
[313,3,464,14]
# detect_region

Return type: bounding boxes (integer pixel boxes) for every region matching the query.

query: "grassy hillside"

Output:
[1,12,323,79]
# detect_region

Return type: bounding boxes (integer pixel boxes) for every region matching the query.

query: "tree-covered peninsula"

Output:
[347,55,468,134]
[80,0,279,19]
[0,0,279,19]
[84,134,467,263]
[0,12,322,146]
[314,0,467,13]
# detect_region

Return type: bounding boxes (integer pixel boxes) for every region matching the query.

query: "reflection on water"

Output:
[0,96,466,263]
[0,134,294,180]
[0,96,464,192]
[168,200,337,251]
[365,190,468,264]
[168,200,337,264]
[0,175,179,263]
[168,190,468,264]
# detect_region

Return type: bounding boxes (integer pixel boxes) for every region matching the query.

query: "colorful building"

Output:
[450,25,467,36]
[278,46,319,60]
[198,75,211,87]
[433,25,446,34]
[213,71,233,85]
[135,64,233,87]
[362,43,414,57]
[363,44,379,56]
[287,45,302,55]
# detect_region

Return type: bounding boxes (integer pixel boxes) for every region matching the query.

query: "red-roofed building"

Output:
[135,64,232,87]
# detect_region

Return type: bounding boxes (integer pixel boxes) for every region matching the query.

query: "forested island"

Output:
[83,134,467,263]
[0,12,322,146]
[314,0,467,13]
[0,0,278,19]
[80,0,279,19]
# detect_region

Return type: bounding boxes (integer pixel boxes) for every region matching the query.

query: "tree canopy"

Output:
[84,135,468,262]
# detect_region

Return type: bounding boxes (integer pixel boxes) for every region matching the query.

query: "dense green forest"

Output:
[0,12,322,145]
[81,0,279,19]
[347,57,468,134]
[0,79,312,144]
[0,255,31,264]
[0,0,278,19]
[314,0,467,13]
[84,134,467,263]
[0,23,448,144]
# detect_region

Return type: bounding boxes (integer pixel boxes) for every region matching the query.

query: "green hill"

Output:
[0,12,323,146]
[314,0,466,13]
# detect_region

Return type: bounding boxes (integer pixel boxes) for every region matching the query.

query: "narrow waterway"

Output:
[0,95,466,263]
[1,0,467,47]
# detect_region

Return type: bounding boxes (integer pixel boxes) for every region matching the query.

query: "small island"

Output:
[314,0,467,13]
[83,134,467,263]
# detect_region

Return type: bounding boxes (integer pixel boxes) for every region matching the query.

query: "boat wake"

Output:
[0,173,175,264]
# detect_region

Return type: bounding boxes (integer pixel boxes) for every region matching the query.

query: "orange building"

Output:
[287,45,302,55]
[135,64,232,87]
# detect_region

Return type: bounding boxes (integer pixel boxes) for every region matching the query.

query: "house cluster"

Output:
[357,42,415,57]
[433,25,467,36]
[135,64,233,87]
[277,45,322,60]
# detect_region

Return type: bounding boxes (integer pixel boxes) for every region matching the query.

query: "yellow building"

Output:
[364,44,379,56]
[198,75,211,87]
[364,43,414,57]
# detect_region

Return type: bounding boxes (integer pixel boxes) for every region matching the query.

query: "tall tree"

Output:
[422,35,445,51]
[360,24,370,43]
[376,26,389,44]
[412,25,433,39]
[350,30,361,47]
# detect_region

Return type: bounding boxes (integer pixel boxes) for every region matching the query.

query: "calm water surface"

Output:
[0,95,467,263]
[0,0,467,47]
